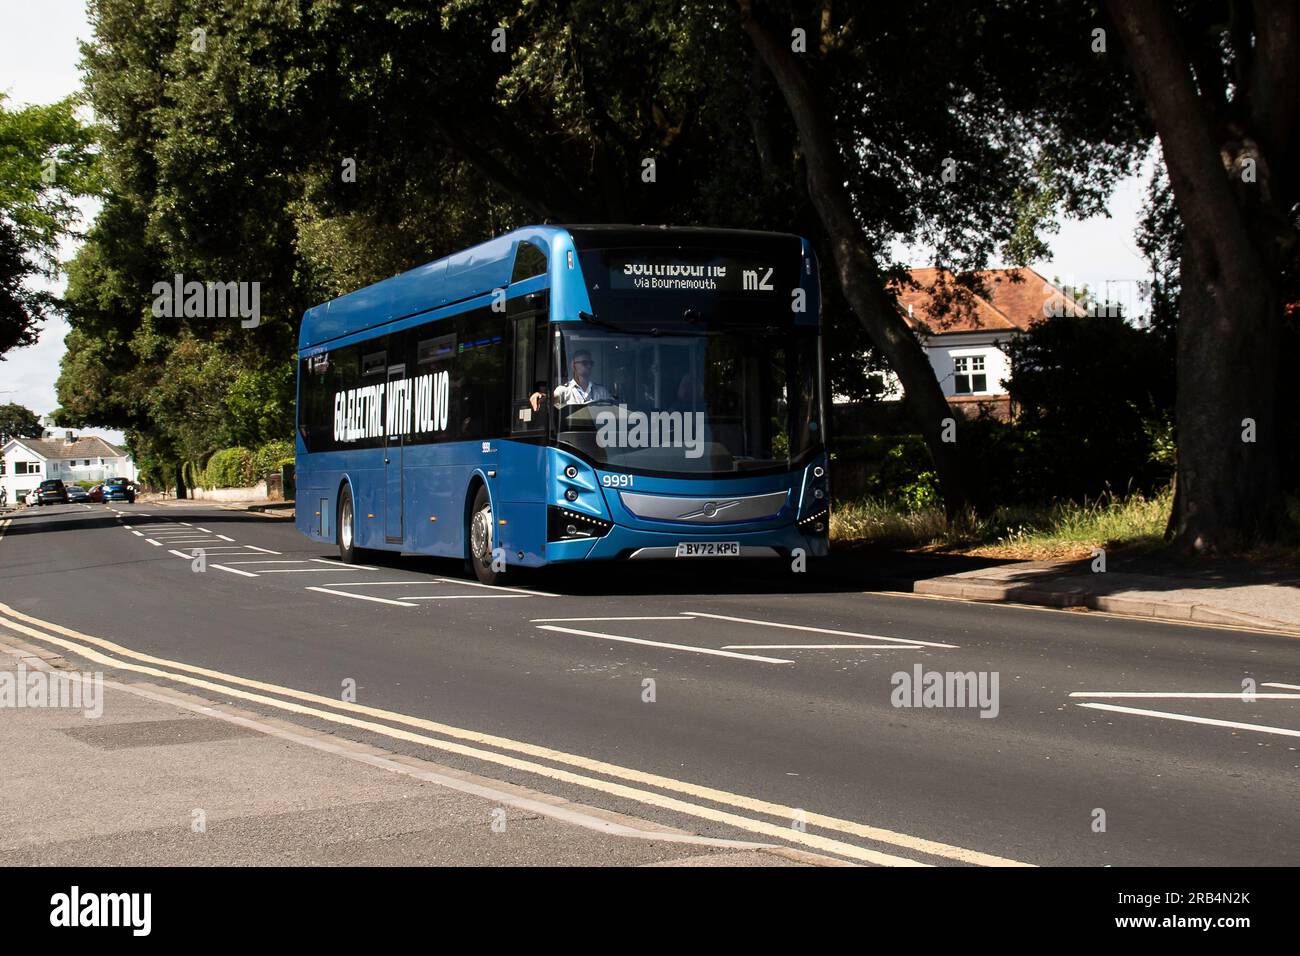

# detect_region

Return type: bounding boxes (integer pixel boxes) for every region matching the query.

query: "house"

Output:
[890,266,1090,419]
[0,432,137,504]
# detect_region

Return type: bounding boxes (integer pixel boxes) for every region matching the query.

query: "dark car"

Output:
[66,485,90,503]
[101,477,135,503]
[36,479,69,506]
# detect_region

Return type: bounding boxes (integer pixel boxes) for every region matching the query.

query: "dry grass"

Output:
[831,488,1174,560]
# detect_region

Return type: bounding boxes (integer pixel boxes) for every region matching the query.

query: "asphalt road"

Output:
[3,501,1298,866]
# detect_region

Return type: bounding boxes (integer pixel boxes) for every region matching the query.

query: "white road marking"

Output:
[195,527,212,533]
[145,539,163,546]
[217,534,234,541]
[1071,691,1300,700]
[167,548,271,558]
[209,563,259,577]
[130,530,143,537]
[724,644,936,650]
[307,580,419,586]
[122,524,133,530]
[305,586,417,607]
[1076,702,1300,738]
[244,545,281,554]
[1263,682,1300,691]
[179,522,191,526]
[682,612,959,649]
[432,576,558,597]
[537,625,794,664]
[223,560,329,566]
[251,566,361,573]
[401,594,530,600]
[532,616,694,623]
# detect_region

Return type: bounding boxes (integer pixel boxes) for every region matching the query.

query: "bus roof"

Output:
[297,225,812,350]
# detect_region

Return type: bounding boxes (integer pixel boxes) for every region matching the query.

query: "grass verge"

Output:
[831,488,1174,560]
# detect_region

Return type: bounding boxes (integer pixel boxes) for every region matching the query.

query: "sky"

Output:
[1,1,1154,442]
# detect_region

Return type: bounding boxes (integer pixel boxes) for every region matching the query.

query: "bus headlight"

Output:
[548,506,613,541]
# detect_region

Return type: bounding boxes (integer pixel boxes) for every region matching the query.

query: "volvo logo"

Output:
[677,499,741,520]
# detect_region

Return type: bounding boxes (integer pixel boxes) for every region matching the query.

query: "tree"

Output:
[0,94,98,357]
[1005,313,1175,500]
[0,402,42,444]
[1106,1,1298,552]
[735,0,1148,514]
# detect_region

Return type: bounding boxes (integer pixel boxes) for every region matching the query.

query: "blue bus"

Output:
[295,225,830,583]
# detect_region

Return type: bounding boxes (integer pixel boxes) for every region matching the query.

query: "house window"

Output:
[953,355,987,394]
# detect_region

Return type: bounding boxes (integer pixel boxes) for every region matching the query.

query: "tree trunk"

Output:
[174,462,186,500]
[1107,0,1292,552]
[736,1,968,514]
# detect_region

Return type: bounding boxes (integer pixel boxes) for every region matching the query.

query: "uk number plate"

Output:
[675,541,741,558]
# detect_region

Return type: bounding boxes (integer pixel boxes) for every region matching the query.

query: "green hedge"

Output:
[203,447,255,489]
[251,439,294,480]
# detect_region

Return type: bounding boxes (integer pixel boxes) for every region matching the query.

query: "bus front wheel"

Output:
[466,485,504,585]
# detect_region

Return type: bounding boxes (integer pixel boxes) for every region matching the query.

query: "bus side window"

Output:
[457,308,507,440]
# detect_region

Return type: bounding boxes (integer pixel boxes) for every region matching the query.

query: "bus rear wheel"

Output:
[466,485,505,585]
[337,485,367,564]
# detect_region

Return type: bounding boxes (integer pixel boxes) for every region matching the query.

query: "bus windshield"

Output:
[551,323,821,475]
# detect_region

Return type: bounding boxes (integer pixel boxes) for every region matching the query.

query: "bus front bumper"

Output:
[543,521,828,563]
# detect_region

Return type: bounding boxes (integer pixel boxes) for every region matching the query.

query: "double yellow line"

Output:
[0,600,1030,867]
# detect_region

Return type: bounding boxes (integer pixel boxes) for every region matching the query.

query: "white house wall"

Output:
[841,332,1015,404]
[1,441,138,504]
[926,333,1014,398]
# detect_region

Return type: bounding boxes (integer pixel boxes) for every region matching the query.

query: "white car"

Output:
[24,489,39,506]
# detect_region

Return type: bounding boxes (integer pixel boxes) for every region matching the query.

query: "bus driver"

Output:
[531,349,610,410]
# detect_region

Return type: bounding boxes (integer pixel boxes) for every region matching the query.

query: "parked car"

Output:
[36,479,69,506]
[86,484,105,503]
[101,477,135,504]
[67,485,90,502]
[25,489,40,506]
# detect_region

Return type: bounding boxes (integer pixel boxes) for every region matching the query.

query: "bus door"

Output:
[385,362,406,542]
[510,298,549,436]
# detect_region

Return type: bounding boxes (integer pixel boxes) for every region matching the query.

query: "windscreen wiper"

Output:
[577,309,622,332]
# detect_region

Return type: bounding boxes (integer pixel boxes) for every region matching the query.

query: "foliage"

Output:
[1002,313,1175,501]
[202,447,254,489]
[0,94,98,356]
[251,439,294,480]
[0,402,42,443]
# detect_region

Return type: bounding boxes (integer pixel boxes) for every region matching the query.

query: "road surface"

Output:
[2,502,1297,866]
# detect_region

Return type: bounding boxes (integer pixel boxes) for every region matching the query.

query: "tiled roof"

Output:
[6,436,130,461]
[894,266,1087,336]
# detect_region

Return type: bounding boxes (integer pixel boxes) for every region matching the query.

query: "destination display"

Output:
[606,255,780,294]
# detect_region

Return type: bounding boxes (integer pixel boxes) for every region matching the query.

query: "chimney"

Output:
[64,430,75,444]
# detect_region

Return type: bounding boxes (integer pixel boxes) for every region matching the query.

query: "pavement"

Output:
[910,554,1300,635]
[4,500,1297,867]
[0,638,816,867]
